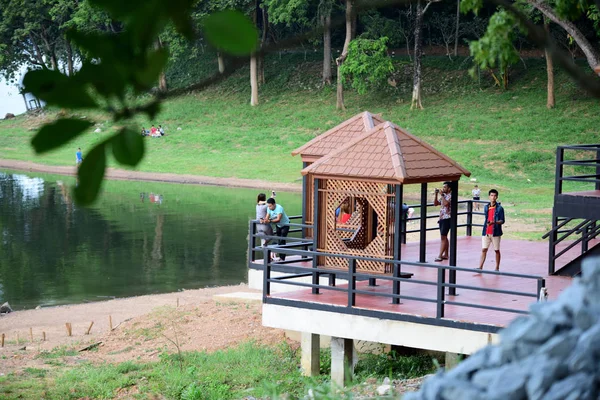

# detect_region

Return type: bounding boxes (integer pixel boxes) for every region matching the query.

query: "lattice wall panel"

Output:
[320,179,393,273]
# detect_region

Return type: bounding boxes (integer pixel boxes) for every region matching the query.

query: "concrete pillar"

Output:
[444,352,463,369]
[331,337,354,388]
[301,332,320,376]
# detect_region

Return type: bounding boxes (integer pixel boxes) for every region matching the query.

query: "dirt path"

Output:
[0,284,290,374]
[0,159,302,192]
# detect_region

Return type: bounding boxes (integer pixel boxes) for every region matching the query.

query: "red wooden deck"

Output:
[266,237,593,328]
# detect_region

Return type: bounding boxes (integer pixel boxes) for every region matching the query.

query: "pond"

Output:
[0,171,301,310]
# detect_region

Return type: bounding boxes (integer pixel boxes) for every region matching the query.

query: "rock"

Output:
[0,302,12,314]
[536,331,578,359]
[525,357,564,400]
[94,128,102,133]
[35,305,42,310]
[440,381,485,400]
[542,372,596,400]
[4,113,15,119]
[376,383,391,396]
[177,127,182,131]
[486,363,527,399]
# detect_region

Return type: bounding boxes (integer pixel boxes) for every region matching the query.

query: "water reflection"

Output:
[0,172,301,310]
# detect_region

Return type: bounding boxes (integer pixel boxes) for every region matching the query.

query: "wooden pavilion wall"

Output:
[317,178,395,273]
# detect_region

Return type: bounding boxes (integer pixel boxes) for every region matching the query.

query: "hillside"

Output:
[0,53,598,239]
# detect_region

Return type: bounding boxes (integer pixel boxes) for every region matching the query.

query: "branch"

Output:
[490,0,600,97]
[423,0,442,15]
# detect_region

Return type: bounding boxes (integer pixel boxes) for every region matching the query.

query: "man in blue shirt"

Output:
[263,197,290,261]
[76,148,83,166]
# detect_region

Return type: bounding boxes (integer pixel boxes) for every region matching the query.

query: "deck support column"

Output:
[301,332,321,377]
[331,337,354,388]
[312,177,320,294]
[444,352,463,369]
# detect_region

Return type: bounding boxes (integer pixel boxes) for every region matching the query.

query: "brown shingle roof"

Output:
[291,111,384,159]
[301,121,471,184]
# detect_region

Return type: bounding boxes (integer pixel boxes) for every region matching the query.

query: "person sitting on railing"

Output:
[477,189,505,272]
[255,193,273,247]
[264,197,290,261]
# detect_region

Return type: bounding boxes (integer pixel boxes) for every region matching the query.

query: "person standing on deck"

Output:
[433,182,452,262]
[477,189,505,272]
[472,185,481,211]
[264,197,290,261]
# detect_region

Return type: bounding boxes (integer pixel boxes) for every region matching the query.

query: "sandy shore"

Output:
[0,159,302,192]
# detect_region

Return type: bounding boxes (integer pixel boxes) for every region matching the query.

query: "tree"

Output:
[339,37,394,94]
[336,0,354,110]
[411,0,439,109]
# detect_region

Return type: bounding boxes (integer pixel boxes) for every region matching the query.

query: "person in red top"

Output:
[150,125,158,136]
[337,203,351,224]
[477,189,505,271]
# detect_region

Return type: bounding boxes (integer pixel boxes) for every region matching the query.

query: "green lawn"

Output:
[1,54,598,236]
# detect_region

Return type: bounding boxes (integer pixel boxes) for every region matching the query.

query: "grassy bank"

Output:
[1,54,598,239]
[0,341,434,399]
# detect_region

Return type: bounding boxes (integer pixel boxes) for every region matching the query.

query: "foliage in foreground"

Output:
[0,341,436,399]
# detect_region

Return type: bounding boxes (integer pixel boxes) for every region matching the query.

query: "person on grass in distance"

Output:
[264,197,290,261]
[433,182,452,262]
[478,189,505,272]
[76,147,83,166]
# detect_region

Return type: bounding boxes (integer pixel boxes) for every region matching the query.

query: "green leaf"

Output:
[202,11,258,56]
[31,119,93,154]
[75,143,107,205]
[22,69,97,109]
[111,128,145,166]
[135,48,169,89]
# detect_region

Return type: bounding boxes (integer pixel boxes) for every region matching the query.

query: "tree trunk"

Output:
[29,34,47,67]
[156,37,168,93]
[250,53,259,106]
[217,52,225,73]
[544,18,555,109]
[322,13,332,85]
[528,0,600,71]
[259,6,268,85]
[336,0,354,110]
[411,0,425,110]
[453,0,460,57]
[66,38,74,76]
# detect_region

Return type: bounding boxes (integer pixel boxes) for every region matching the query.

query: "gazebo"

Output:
[300,119,471,288]
[292,111,385,235]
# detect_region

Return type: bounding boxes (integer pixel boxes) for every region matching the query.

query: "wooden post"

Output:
[66,323,72,337]
[29,327,33,342]
[86,322,94,335]
[1,333,4,347]
[42,332,46,342]
[176,298,179,308]
[109,315,113,331]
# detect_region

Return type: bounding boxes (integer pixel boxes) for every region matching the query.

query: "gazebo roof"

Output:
[291,111,385,162]
[301,121,471,184]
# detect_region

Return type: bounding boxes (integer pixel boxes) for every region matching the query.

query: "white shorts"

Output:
[482,235,501,251]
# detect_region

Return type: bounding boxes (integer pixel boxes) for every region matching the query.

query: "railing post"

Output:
[582,221,589,253]
[549,210,557,275]
[249,219,257,266]
[466,201,473,237]
[312,177,320,295]
[302,162,308,238]
[392,261,401,305]
[436,266,445,318]
[596,148,600,190]
[449,181,458,296]
[555,147,564,195]
[419,183,428,263]
[348,259,356,307]
[263,248,271,300]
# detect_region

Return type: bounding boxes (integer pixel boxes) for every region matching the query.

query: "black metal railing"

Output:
[260,247,545,333]
[546,144,600,274]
